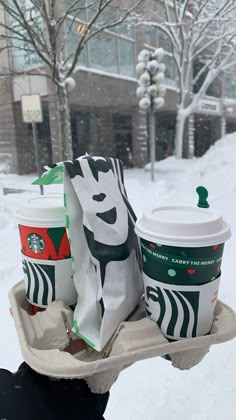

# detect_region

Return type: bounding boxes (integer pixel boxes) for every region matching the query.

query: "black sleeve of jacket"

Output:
[0,362,109,420]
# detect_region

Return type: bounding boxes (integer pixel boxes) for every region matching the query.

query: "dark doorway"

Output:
[226,120,236,134]
[71,111,99,158]
[155,113,176,160]
[194,115,221,157]
[113,114,133,168]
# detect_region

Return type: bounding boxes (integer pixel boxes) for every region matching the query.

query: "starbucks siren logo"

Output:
[27,233,45,253]
[146,285,199,338]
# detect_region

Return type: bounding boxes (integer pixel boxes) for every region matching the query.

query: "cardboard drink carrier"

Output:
[10,159,236,381]
[8,282,236,380]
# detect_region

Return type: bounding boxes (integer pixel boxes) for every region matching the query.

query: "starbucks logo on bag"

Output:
[27,233,45,253]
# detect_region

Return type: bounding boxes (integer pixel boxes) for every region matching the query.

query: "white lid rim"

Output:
[146,206,222,225]
[15,213,66,228]
[135,223,231,248]
[15,195,65,227]
[15,206,66,228]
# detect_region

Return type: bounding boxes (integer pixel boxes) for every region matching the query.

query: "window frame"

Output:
[65,5,136,78]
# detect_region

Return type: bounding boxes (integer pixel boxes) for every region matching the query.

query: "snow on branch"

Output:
[0,0,144,84]
[143,0,236,99]
[141,0,236,158]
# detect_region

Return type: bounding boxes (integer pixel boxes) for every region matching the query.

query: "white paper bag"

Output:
[63,156,143,351]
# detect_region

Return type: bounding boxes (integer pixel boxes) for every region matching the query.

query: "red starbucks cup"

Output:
[15,195,77,314]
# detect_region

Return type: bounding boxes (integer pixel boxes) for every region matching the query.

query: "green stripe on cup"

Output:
[141,239,224,285]
[141,242,222,269]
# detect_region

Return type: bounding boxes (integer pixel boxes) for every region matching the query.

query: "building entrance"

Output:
[155,113,176,160]
[194,115,221,157]
[113,114,133,167]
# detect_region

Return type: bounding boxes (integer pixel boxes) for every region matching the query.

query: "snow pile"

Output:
[144,133,236,208]
[198,133,236,184]
[0,153,11,174]
[203,132,236,164]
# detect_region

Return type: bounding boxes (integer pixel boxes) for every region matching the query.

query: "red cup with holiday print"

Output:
[16,195,77,314]
[135,202,231,341]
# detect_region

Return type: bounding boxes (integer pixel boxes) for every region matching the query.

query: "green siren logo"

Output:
[146,286,199,339]
[27,233,45,253]
[22,259,55,306]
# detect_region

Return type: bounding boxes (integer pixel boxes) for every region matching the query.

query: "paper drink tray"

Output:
[9,281,236,379]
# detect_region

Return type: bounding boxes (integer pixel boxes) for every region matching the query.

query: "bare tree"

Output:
[0,0,143,161]
[143,0,236,158]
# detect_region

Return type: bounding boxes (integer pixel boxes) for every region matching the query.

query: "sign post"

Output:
[21,94,44,195]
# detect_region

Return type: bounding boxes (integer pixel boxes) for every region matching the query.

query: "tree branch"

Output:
[66,0,144,78]
[0,0,53,68]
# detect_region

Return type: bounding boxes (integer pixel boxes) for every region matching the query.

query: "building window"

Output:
[144,27,158,47]
[6,1,43,72]
[65,20,88,67]
[118,38,135,77]
[119,22,134,39]
[144,26,173,53]
[224,71,236,100]
[89,32,118,74]
[65,4,136,77]
[164,55,177,82]
[144,26,177,86]
[64,0,87,21]
[193,60,221,98]
[9,25,43,71]
[9,1,135,76]
[158,30,172,52]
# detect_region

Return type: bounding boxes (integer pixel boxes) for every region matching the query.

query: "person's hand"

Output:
[9,304,133,394]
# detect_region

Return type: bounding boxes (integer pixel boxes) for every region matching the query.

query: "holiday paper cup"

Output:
[135,203,231,340]
[16,195,77,313]
[140,239,224,285]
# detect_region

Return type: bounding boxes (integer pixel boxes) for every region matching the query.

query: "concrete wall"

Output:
[0,6,18,172]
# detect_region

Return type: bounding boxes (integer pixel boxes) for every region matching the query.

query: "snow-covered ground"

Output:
[1,133,236,419]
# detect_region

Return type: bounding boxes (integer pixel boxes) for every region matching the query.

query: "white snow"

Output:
[1,133,236,419]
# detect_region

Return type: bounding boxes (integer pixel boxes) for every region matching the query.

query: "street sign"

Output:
[21,94,43,123]
[21,94,44,195]
[198,99,221,115]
